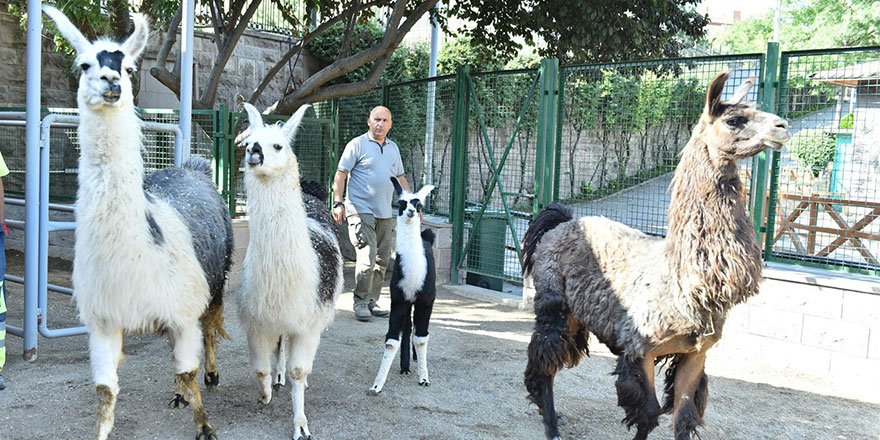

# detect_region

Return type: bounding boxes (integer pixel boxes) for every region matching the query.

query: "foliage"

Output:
[789,129,837,177]
[839,113,854,129]
[716,0,880,53]
[447,0,709,64]
[437,36,507,75]
[307,19,384,85]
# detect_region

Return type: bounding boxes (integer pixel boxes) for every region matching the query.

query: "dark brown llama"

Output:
[522,72,791,440]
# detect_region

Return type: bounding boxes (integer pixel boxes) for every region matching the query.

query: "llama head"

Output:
[391,177,434,224]
[699,71,791,161]
[43,5,148,111]
[240,103,309,180]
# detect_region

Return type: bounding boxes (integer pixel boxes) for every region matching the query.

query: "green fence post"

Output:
[449,65,470,284]
[215,104,227,193]
[328,98,340,201]
[534,58,560,216]
[751,42,779,253]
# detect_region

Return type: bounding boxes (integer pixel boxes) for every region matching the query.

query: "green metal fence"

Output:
[7,44,877,281]
[558,55,764,236]
[766,46,880,274]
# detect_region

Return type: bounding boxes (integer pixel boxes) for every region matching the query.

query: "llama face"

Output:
[43,6,148,110]
[702,74,791,160]
[241,103,309,179]
[391,177,435,223]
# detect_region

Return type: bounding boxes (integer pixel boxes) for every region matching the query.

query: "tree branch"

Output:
[247,0,385,104]
[150,5,182,95]
[198,0,264,107]
[267,0,436,114]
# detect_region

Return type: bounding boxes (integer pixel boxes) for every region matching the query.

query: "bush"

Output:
[789,130,836,177]
[839,113,854,129]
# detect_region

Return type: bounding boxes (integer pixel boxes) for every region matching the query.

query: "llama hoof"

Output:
[400,368,411,375]
[195,424,218,440]
[204,372,220,391]
[169,393,190,408]
[368,386,382,396]
[292,427,312,440]
[419,379,431,387]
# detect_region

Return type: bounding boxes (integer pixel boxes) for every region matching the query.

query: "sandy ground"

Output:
[1,229,878,439]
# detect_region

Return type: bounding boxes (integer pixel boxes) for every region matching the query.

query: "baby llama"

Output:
[43,6,233,440]
[370,177,436,394]
[236,103,342,440]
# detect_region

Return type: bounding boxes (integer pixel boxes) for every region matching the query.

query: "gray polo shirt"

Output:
[337,132,405,219]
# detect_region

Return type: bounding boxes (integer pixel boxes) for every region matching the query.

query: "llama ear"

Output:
[416,184,435,201]
[42,5,92,54]
[121,13,149,61]
[281,104,310,143]
[729,77,755,105]
[243,103,265,131]
[390,177,403,196]
[706,71,729,118]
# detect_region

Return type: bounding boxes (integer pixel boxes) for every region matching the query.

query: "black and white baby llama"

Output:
[236,103,342,440]
[369,178,436,394]
[42,6,234,440]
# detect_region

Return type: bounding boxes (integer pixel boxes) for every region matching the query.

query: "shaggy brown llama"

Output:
[522,72,791,440]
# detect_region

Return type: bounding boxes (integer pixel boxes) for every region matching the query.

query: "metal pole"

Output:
[22,0,43,361]
[422,5,439,187]
[178,0,196,166]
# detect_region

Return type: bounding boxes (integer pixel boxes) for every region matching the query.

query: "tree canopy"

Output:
[715,0,880,53]
[21,0,711,113]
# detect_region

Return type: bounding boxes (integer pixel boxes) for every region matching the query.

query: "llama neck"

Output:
[396,218,424,257]
[665,138,763,313]
[246,171,310,248]
[76,105,147,224]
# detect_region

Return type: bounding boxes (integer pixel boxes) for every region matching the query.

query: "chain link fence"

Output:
[768,47,880,272]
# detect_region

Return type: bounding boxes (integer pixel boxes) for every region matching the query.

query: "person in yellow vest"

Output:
[0,150,8,390]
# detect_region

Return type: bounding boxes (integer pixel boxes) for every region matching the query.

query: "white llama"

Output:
[43,6,234,440]
[236,103,342,440]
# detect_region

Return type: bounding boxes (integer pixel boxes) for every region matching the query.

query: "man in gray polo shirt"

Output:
[332,106,410,322]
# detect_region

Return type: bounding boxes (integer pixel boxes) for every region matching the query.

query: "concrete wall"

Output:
[710,263,879,403]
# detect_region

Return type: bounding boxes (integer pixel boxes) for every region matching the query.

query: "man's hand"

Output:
[332,204,346,224]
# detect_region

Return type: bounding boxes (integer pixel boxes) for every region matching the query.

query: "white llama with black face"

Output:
[370,178,436,394]
[42,5,233,440]
[236,103,342,440]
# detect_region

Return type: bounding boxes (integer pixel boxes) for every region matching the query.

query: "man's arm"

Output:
[396,175,410,193]
[332,170,348,224]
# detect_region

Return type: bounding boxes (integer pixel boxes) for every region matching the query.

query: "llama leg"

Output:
[664,353,709,440]
[170,324,216,440]
[413,300,434,386]
[247,331,276,404]
[613,356,662,440]
[89,327,124,440]
[201,301,226,391]
[287,331,323,440]
[399,304,414,375]
[273,336,288,391]
[369,338,401,395]
[412,335,430,386]
[524,288,585,440]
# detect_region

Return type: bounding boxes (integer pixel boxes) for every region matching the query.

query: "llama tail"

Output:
[420,229,435,245]
[522,204,573,277]
[182,156,213,179]
[300,179,327,201]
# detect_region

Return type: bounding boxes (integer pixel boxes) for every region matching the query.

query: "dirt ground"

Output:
[1,234,878,439]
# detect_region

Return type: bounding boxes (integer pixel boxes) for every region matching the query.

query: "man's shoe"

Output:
[369,302,390,318]
[0,374,6,391]
[354,305,372,322]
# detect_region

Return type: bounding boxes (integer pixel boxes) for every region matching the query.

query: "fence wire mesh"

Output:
[559,56,763,237]
[462,69,541,283]
[769,47,880,272]
[386,76,457,216]
[0,108,216,203]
